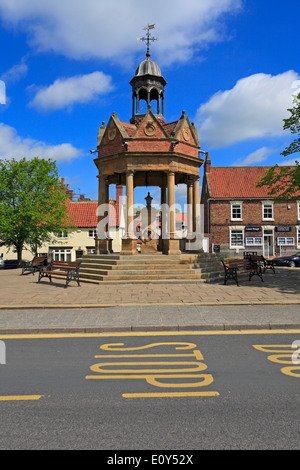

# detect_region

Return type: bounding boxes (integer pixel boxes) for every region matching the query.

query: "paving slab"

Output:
[0,267,299,333]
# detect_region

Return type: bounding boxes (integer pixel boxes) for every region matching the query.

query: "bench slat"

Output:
[22,255,48,275]
[38,260,81,288]
[222,258,263,286]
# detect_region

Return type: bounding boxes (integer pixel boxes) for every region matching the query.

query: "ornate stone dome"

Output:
[135,55,162,78]
[130,50,166,124]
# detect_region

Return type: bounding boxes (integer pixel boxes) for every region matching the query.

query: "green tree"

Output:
[0,157,76,265]
[257,92,300,199]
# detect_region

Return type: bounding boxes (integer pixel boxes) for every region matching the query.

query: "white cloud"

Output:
[29,72,114,112]
[0,122,81,162]
[0,0,242,66]
[234,147,276,166]
[0,81,5,104]
[279,158,299,166]
[196,70,300,148]
[1,58,28,84]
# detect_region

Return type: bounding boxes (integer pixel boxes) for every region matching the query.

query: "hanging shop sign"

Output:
[275,226,291,232]
[245,226,261,232]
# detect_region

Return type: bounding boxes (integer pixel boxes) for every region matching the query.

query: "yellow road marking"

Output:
[86,373,210,379]
[89,360,207,374]
[122,391,220,398]
[0,330,299,340]
[100,342,197,351]
[0,395,44,401]
[253,344,300,378]
[94,352,203,358]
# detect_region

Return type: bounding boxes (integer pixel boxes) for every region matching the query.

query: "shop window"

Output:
[245,237,263,246]
[230,229,244,248]
[277,237,295,246]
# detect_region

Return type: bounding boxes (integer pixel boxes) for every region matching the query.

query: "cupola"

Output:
[130,25,167,124]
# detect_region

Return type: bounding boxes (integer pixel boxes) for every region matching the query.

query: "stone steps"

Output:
[77,253,223,284]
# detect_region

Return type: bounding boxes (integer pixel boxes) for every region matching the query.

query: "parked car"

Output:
[4,259,19,269]
[272,252,300,267]
[0,257,4,269]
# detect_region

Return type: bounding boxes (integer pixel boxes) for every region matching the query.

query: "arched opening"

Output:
[150,88,160,114]
[137,87,149,114]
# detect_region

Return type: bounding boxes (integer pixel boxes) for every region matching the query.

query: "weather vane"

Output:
[137,24,158,57]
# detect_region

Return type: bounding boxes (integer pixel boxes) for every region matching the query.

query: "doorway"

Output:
[263,229,274,257]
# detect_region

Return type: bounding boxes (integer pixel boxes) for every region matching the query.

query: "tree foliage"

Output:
[0,157,76,264]
[257,92,300,200]
[281,92,300,157]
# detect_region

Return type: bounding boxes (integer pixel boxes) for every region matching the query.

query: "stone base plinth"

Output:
[121,238,137,255]
[163,238,181,255]
[95,238,113,254]
[140,239,157,253]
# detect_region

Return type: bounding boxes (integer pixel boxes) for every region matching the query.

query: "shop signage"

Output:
[245,226,261,232]
[275,226,291,232]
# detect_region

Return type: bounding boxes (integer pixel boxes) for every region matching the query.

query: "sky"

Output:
[0,0,299,208]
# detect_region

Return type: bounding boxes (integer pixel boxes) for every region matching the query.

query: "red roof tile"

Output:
[207,166,299,198]
[120,121,136,137]
[67,202,98,227]
[163,121,179,136]
[67,201,120,228]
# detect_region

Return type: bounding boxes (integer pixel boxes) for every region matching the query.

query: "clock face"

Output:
[182,127,190,142]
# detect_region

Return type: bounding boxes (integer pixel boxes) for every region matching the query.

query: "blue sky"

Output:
[0,0,299,207]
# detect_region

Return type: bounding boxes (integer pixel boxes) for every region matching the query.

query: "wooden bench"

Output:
[221,258,263,286]
[22,255,47,275]
[249,254,276,274]
[38,260,82,288]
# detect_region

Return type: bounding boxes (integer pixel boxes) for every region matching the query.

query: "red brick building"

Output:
[200,153,300,257]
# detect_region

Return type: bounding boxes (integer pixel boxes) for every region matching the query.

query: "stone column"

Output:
[163,171,180,255]
[96,174,112,254]
[184,179,194,251]
[187,179,194,238]
[121,171,136,254]
[157,94,160,115]
[193,177,200,234]
[158,183,166,252]
[192,176,203,251]
[168,172,176,239]
[132,93,135,119]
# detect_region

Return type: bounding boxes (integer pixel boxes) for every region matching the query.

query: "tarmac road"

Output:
[0,331,299,450]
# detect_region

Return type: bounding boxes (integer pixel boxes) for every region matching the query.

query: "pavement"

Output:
[0,266,299,334]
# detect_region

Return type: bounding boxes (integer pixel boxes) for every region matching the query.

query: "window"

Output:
[262,203,274,220]
[231,203,242,220]
[88,229,97,238]
[230,229,244,247]
[245,237,263,246]
[55,231,68,238]
[297,229,300,247]
[51,248,71,261]
[277,237,295,246]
